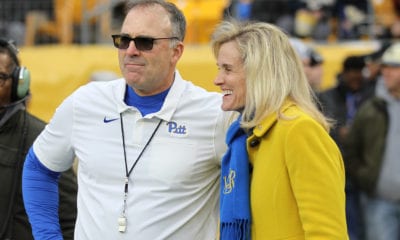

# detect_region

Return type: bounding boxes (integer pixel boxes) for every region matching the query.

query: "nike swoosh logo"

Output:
[103,117,119,123]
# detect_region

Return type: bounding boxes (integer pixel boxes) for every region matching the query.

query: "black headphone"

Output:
[0,38,31,101]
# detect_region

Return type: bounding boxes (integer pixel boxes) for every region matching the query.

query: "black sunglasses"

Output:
[111,34,179,51]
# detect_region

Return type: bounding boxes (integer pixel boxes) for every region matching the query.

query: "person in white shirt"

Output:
[22,1,233,239]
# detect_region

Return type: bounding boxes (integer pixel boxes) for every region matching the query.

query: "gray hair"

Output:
[124,0,186,42]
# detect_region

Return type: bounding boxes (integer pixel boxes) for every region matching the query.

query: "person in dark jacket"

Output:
[0,38,77,240]
[318,54,371,240]
[319,55,371,147]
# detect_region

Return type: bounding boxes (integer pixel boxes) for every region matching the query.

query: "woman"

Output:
[212,20,348,240]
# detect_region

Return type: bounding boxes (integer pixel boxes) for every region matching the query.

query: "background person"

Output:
[319,55,370,151]
[22,1,232,239]
[211,20,348,239]
[0,38,77,240]
[318,54,371,240]
[290,38,324,92]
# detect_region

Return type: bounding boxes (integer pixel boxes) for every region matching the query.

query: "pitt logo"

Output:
[166,121,188,137]
[223,169,236,194]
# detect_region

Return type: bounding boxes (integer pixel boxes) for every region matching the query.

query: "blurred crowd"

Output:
[0,0,126,46]
[0,0,55,45]
[224,0,400,41]
[2,0,400,45]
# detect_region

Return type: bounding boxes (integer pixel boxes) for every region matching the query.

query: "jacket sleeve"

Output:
[343,99,388,194]
[22,147,63,240]
[286,119,348,239]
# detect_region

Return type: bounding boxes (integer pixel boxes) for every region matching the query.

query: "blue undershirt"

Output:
[124,85,169,116]
[22,84,170,239]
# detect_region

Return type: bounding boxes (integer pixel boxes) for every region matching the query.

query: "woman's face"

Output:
[214,41,246,111]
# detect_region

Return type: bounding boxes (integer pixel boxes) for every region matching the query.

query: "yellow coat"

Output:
[247,102,348,240]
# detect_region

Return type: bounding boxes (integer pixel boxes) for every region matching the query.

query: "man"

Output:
[0,38,77,239]
[319,55,370,149]
[318,54,371,240]
[22,1,232,239]
[345,42,400,240]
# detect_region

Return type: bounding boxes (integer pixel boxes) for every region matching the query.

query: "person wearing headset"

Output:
[0,38,78,240]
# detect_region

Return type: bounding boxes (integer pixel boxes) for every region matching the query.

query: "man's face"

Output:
[343,69,364,92]
[381,65,400,96]
[302,58,323,91]
[117,4,183,96]
[0,53,13,107]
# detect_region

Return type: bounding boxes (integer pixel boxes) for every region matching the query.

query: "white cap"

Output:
[382,42,400,67]
[289,38,310,60]
[289,38,323,66]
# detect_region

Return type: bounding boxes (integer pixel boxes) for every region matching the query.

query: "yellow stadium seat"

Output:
[169,0,228,44]
[24,0,103,46]
[372,0,398,27]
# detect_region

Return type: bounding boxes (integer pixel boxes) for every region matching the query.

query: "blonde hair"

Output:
[211,20,331,131]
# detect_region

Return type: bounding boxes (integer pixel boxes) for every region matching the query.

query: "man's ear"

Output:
[172,41,184,63]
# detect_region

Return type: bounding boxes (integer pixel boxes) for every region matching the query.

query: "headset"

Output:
[0,38,31,102]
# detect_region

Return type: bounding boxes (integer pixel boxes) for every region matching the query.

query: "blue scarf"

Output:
[220,117,251,240]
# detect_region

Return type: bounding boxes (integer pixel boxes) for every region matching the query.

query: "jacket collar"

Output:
[0,102,25,128]
[252,100,295,138]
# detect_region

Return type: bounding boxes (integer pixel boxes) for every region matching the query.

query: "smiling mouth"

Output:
[222,90,233,96]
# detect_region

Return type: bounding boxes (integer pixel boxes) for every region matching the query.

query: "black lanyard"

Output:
[118,113,163,233]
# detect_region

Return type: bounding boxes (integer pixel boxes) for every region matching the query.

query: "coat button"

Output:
[250,138,260,147]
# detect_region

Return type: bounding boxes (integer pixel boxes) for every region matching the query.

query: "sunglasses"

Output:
[111,34,179,51]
